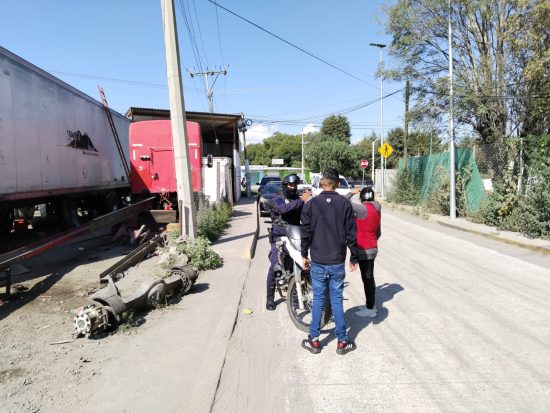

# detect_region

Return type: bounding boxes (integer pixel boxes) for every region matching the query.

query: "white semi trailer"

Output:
[0,46,131,232]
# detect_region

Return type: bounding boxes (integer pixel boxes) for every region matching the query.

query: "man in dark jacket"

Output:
[300,168,358,355]
[265,174,311,310]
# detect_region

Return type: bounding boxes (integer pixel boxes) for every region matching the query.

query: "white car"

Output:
[310,175,352,196]
[297,179,311,194]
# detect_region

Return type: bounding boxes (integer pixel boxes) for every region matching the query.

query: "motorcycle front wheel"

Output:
[286,274,332,332]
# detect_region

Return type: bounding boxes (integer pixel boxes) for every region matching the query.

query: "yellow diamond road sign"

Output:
[378,143,394,159]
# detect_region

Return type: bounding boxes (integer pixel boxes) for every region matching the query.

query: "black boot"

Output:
[266,286,276,311]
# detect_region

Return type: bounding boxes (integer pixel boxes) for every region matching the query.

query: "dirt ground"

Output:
[0,233,147,413]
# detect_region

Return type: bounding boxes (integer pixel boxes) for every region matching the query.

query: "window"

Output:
[339,178,349,189]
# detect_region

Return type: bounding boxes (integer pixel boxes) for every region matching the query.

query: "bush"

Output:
[388,168,421,205]
[389,165,471,217]
[474,164,550,239]
[196,202,232,241]
[422,164,471,216]
[176,236,223,271]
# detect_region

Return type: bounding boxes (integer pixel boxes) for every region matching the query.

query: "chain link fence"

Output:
[396,148,486,215]
[392,136,550,238]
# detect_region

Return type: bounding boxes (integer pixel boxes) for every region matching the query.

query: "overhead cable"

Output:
[207,0,378,89]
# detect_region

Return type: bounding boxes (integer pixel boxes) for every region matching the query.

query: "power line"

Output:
[213,1,227,111]
[250,90,402,126]
[46,70,168,89]
[206,0,379,89]
[190,0,210,68]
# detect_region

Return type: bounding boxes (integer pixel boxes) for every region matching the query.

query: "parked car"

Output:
[259,181,283,216]
[298,179,312,194]
[310,175,352,196]
[256,175,282,201]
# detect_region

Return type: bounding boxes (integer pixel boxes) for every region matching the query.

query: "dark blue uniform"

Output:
[266,192,304,288]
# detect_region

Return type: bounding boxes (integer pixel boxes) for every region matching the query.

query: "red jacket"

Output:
[356,202,381,250]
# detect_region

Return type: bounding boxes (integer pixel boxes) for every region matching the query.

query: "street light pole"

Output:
[370,43,386,197]
[448,0,456,219]
[301,130,304,181]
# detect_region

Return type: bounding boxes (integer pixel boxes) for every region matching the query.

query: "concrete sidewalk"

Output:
[384,201,550,255]
[62,196,261,413]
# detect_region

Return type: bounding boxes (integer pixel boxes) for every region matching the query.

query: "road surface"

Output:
[212,208,550,413]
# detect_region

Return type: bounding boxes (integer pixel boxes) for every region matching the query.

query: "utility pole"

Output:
[189,68,227,113]
[370,43,386,197]
[238,114,251,197]
[404,80,410,170]
[161,0,197,237]
[448,0,457,219]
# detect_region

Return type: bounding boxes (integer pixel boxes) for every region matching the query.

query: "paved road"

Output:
[212,208,550,413]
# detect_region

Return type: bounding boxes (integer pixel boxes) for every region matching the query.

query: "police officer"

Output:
[265,174,311,310]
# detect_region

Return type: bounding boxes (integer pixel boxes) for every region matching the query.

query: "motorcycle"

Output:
[264,200,332,332]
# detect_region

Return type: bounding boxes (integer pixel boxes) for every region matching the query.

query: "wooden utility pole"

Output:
[161,0,197,237]
[404,80,410,170]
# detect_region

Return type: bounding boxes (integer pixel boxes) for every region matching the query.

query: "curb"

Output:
[242,202,260,260]
[432,220,550,256]
[383,201,550,256]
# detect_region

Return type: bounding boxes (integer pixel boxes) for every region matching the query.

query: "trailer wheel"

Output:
[59,198,82,228]
[0,207,13,235]
[14,206,35,222]
[101,191,119,215]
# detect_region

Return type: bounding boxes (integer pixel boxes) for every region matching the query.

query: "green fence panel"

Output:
[398,148,486,214]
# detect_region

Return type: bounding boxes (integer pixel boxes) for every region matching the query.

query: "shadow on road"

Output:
[0,237,129,323]
[212,231,256,245]
[346,282,404,342]
[319,282,404,347]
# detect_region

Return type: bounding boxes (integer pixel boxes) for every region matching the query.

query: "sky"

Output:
[0,0,404,144]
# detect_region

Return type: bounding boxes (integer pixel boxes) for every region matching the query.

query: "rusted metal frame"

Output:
[139,210,178,224]
[98,86,131,183]
[0,267,11,295]
[98,233,165,281]
[0,197,155,270]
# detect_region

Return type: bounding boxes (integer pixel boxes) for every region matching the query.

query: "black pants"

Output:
[358,259,376,309]
[266,241,279,288]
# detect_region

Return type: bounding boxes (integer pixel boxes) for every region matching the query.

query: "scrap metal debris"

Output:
[74,263,197,338]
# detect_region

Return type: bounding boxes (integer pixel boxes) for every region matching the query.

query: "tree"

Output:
[246,132,302,167]
[349,132,382,178]
[320,115,352,144]
[385,127,443,167]
[247,143,270,165]
[384,0,548,144]
[507,0,550,136]
[305,139,356,177]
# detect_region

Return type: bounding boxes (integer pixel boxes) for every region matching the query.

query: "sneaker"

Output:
[336,340,357,355]
[301,336,321,354]
[355,307,377,318]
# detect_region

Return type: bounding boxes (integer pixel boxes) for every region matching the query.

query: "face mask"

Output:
[283,185,297,197]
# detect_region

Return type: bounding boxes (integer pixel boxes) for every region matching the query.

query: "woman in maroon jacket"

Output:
[349,186,381,317]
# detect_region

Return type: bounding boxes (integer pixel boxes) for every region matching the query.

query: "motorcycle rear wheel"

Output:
[287,275,331,332]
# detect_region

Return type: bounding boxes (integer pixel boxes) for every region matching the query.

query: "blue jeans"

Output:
[309,262,348,342]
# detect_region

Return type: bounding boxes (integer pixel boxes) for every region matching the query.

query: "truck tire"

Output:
[0,207,13,235]
[14,206,35,222]
[100,191,119,215]
[59,198,81,228]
